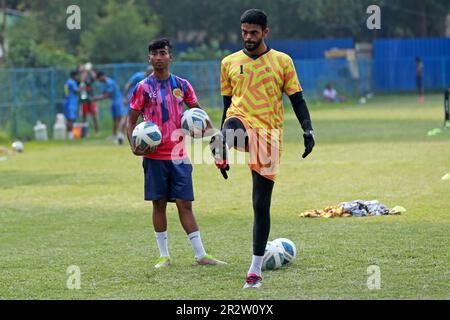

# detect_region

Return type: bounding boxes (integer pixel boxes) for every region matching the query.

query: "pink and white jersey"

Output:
[131,74,198,160]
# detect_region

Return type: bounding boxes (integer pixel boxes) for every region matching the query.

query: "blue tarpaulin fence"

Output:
[372,37,450,92]
[226,38,355,60]
[373,57,450,92]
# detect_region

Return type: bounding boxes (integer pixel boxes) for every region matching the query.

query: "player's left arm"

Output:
[71,81,82,94]
[288,92,315,158]
[283,56,315,159]
[92,82,113,102]
[92,92,111,102]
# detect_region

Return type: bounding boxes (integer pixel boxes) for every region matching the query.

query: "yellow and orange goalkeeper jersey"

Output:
[220,49,302,180]
[221,49,302,130]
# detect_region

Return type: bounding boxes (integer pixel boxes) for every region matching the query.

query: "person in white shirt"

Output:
[323,84,338,102]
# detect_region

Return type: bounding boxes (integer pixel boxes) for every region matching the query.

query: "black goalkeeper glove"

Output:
[209,133,230,180]
[302,129,315,159]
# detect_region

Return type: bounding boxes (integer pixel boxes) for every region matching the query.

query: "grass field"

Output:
[0,93,449,299]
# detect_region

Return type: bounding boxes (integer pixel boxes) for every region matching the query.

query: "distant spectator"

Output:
[121,66,153,137]
[79,63,100,135]
[64,70,81,140]
[416,57,424,103]
[93,71,126,144]
[323,83,345,103]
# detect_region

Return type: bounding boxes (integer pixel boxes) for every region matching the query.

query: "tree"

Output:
[5,13,77,67]
[178,40,230,61]
[80,2,158,64]
[0,0,6,64]
[145,0,450,43]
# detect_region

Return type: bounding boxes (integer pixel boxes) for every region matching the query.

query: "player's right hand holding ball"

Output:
[132,144,157,156]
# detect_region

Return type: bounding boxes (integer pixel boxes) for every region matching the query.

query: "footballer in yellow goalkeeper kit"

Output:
[210,9,315,289]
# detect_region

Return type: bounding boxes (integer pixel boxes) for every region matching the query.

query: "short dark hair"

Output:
[240,9,268,29]
[96,71,105,78]
[70,70,78,78]
[148,38,172,53]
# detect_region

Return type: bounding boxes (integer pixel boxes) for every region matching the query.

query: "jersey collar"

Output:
[243,47,271,60]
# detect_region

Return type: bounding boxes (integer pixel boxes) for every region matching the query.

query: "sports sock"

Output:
[188,231,206,259]
[252,171,274,256]
[155,231,169,258]
[68,131,74,140]
[247,255,264,276]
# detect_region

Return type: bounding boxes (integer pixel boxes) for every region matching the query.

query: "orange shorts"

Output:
[225,116,281,182]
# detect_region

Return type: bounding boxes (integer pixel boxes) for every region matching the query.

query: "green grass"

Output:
[0,94,449,299]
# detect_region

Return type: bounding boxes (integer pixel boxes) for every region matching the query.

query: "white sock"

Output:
[188,231,206,259]
[155,231,169,258]
[247,255,264,276]
[68,132,74,140]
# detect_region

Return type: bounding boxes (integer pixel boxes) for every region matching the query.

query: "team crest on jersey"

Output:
[172,88,183,100]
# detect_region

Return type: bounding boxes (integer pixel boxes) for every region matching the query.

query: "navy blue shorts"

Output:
[143,158,194,202]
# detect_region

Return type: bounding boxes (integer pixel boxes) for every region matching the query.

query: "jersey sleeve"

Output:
[64,83,69,97]
[183,80,198,106]
[130,73,141,87]
[69,80,78,93]
[220,59,232,96]
[283,56,302,96]
[103,80,114,95]
[130,83,145,111]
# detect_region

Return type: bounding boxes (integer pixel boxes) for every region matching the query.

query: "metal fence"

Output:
[1,56,449,139]
[373,57,450,92]
[0,62,222,139]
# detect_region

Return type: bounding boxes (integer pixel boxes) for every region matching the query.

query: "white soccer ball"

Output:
[132,121,162,149]
[262,241,285,271]
[272,238,297,265]
[11,141,24,153]
[181,108,209,138]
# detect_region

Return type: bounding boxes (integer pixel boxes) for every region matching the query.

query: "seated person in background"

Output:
[323,83,345,103]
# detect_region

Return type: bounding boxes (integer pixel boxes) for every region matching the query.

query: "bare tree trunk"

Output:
[416,0,427,37]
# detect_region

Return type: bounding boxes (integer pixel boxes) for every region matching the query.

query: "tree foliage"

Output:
[178,41,231,61]
[144,0,449,42]
[1,0,449,67]
[80,2,158,64]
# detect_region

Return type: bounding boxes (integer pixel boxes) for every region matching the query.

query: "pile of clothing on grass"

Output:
[299,200,406,218]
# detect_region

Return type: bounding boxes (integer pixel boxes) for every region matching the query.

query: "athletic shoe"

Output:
[116,132,125,145]
[243,273,262,289]
[196,254,227,265]
[154,256,171,268]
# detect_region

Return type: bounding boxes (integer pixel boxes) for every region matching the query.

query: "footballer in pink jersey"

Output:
[130,71,198,160]
[126,38,225,268]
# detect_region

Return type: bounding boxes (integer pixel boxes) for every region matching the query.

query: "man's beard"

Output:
[244,40,261,52]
